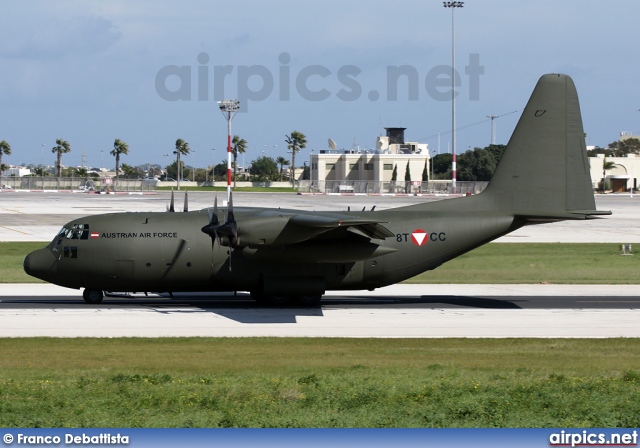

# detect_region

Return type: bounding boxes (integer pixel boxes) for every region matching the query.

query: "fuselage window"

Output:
[63,246,78,259]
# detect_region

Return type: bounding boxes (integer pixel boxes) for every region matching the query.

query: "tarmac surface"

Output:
[0,190,637,242]
[1,191,638,338]
[2,284,639,338]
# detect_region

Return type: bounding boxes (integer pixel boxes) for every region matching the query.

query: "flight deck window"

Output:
[58,224,90,240]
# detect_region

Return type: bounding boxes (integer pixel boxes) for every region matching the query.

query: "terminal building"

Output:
[309,127,430,191]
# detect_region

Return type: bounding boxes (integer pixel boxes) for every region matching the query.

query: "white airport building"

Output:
[309,127,431,193]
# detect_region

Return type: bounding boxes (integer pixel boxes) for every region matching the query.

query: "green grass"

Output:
[0,338,639,427]
[406,243,640,284]
[1,242,46,283]
[6,242,639,284]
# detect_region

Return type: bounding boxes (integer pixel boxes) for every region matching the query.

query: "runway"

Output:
[2,284,639,338]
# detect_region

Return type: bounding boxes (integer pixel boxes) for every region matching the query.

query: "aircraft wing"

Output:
[233,210,395,250]
[239,212,396,263]
[289,214,396,240]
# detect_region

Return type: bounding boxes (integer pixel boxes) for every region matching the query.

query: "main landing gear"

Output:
[250,290,323,306]
[82,289,104,304]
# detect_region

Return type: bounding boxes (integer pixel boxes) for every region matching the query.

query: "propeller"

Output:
[217,193,238,247]
[201,193,239,271]
[201,195,221,245]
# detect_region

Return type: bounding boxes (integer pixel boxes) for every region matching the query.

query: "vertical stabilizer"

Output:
[481,74,606,218]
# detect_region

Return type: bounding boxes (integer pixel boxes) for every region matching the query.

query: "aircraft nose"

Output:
[23,248,57,281]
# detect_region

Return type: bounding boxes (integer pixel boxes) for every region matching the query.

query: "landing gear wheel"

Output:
[250,289,268,304]
[83,289,104,304]
[295,293,323,306]
[266,295,291,306]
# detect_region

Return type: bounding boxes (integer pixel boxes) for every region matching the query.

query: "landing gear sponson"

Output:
[81,289,323,306]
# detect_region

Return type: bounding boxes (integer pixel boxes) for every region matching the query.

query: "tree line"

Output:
[9,134,636,183]
[1,130,307,183]
[428,144,507,182]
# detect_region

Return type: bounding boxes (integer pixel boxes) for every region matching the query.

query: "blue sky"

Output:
[1,0,639,170]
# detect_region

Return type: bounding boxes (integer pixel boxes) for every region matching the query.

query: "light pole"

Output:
[173,148,181,191]
[487,114,498,145]
[218,99,240,203]
[210,148,215,186]
[163,153,171,184]
[309,148,315,183]
[41,144,45,187]
[443,1,463,193]
[487,111,517,145]
[189,149,196,182]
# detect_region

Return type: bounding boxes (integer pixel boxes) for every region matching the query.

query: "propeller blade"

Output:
[213,195,219,225]
[183,189,188,213]
[168,189,175,212]
[226,191,235,223]
[159,239,186,280]
[201,192,239,272]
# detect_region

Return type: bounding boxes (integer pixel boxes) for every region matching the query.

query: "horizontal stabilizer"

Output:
[517,209,612,223]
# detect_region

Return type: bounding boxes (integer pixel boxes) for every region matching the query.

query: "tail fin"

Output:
[482,73,609,219]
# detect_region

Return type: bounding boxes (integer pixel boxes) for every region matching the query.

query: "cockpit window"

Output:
[56,224,90,240]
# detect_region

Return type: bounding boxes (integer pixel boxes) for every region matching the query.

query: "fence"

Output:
[297,180,489,195]
[0,177,158,192]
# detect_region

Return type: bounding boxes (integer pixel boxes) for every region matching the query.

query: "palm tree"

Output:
[285,131,307,185]
[276,156,290,181]
[110,139,129,189]
[174,138,190,190]
[0,140,11,173]
[602,158,617,193]
[51,139,71,177]
[232,135,247,187]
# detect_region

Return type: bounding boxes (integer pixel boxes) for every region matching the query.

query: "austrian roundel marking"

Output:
[411,229,428,246]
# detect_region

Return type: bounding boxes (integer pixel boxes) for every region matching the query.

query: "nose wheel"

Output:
[83,289,104,304]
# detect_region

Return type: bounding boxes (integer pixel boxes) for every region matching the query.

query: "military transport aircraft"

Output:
[24,74,610,305]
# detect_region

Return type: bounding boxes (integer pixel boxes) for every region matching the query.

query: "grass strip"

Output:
[406,243,640,284]
[4,242,639,284]
[1,242,46,283]
[0,338,639,427]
